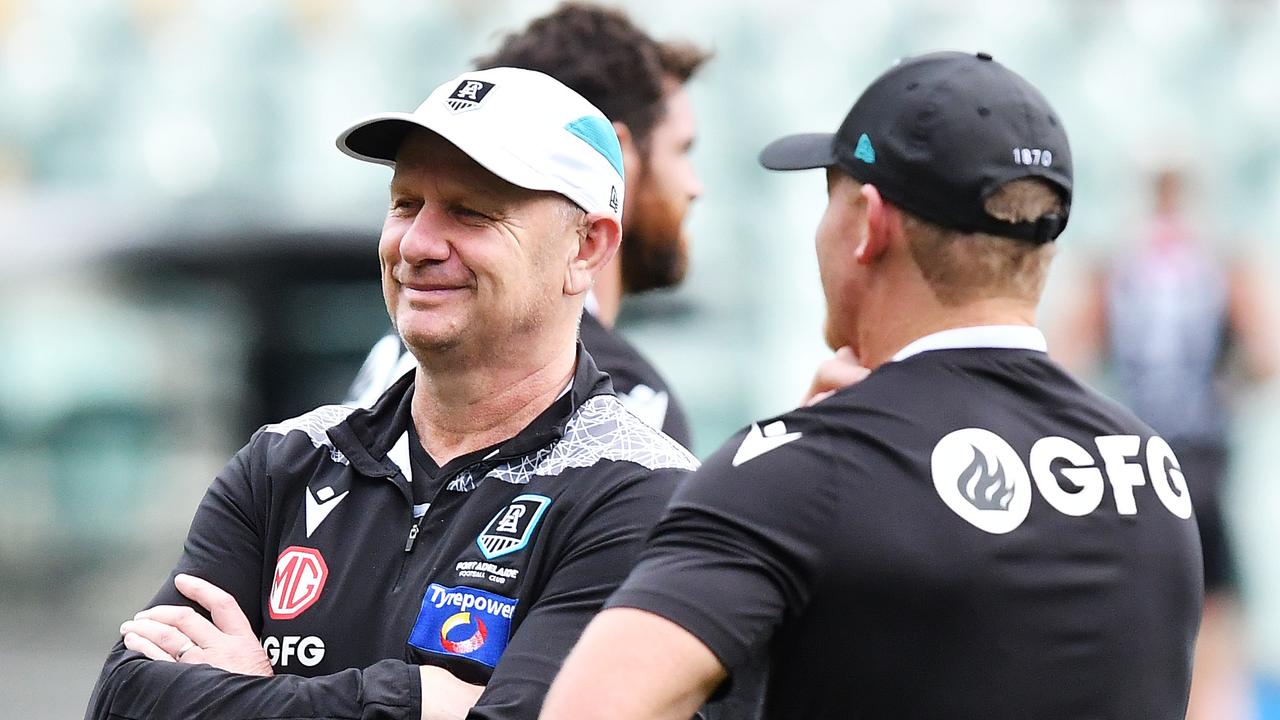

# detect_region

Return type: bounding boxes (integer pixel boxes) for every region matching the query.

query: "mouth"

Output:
[399,281,471,304]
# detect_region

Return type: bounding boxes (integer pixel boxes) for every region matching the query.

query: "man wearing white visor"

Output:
[86,67,697,720]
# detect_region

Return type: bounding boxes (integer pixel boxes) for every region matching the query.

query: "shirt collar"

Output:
[332,341,612,478]
[890,325,1048,362]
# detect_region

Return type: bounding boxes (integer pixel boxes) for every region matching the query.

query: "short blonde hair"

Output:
[904,179,1063,305]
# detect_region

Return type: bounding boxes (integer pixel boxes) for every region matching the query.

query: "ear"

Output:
[565,213,622,297]
[855,183,894,265]
[613,121,641,179]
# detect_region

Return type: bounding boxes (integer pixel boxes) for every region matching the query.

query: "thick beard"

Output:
[620,169,690,293]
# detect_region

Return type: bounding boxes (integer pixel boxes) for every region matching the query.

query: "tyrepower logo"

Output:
[269,546,328,620]
[408,583,517,668]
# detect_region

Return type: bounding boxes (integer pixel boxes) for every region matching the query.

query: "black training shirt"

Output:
[577,311,691,448]
[86,347,698,720]
[609,329,1202,720]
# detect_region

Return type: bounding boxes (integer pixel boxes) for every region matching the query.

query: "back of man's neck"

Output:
[410,341,577,467]
[861,298,1037,370]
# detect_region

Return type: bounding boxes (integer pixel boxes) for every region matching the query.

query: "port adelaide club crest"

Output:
[476,494,552,560]
[445,79,495,113]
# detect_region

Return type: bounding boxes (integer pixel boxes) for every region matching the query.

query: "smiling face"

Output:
[380,129,584,360]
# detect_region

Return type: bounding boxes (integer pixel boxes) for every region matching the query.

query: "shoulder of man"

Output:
[704,403,835,479]
[533,393,699,486]
[579,312,692,446]
[232,404,368,488]
[696,361,921,485]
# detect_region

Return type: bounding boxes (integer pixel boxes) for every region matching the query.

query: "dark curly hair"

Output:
[474,3,710,148]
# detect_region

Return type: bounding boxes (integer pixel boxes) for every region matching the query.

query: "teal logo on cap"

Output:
[565,116,625,179]
[853,133,876,164]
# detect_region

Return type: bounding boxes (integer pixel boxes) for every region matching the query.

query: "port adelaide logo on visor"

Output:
[476,494,552,560]
[445,79,495,113]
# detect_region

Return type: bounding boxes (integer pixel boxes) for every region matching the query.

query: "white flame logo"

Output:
[958,446,1014,510]
[932,428,1031,534]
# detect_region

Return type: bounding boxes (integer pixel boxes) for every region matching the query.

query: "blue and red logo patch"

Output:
[409,583,517,668]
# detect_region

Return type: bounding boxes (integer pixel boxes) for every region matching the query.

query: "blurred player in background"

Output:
[348,2,707,448]
[541,51,1203,720]
[1056,166,1277,720]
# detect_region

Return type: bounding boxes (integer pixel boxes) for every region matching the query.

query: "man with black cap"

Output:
[541,51,1203,720]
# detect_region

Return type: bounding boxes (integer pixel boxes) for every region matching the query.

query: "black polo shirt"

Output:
[86,347,699,720]
[577,311,691,448]
[609,326,1203,720]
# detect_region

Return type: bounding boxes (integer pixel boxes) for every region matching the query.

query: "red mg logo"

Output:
[269,546,328,620]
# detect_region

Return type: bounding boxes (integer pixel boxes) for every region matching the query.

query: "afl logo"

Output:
[440,612,488,655]
[932,428,1031,534]
[269,546,328,620]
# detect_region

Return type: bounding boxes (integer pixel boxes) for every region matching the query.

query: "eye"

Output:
[451,205,492,223]
[389,197,421,216]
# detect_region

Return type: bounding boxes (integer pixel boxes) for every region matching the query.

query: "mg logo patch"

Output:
[269,546,328,620]
[445,79,495,113]
[476,494,551,560]
[931,428,1031,534]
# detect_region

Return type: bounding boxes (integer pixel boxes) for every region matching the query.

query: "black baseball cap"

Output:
[760,51,1072,243]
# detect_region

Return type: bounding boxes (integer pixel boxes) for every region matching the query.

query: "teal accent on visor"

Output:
[854,133,876,164]
[565,116,625,179]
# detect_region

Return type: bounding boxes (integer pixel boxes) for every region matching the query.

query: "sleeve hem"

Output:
[604,587,748,674]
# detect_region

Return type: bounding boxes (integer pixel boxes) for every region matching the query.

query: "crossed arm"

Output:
[86,435,688,720]
[84,439,482,720]
[115,573,483,720]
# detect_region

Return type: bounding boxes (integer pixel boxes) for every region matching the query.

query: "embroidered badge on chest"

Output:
[268,546,328,620]
[475,494,552,560]
[409,583,518,668]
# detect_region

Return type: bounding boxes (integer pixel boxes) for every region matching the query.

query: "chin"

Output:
[668,235,691,285]
[823,318,855,356]
[397,315,464,356]
[400,332,460,357]
[823,317,839,351]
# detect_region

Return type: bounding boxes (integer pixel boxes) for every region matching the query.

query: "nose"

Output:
[687,167,704,201]
[398,206,452,265]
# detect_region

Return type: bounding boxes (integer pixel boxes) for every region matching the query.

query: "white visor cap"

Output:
[337,67,625,221]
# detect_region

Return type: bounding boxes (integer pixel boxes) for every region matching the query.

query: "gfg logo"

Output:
[262,635,325,667]
[932,429,1193,534]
